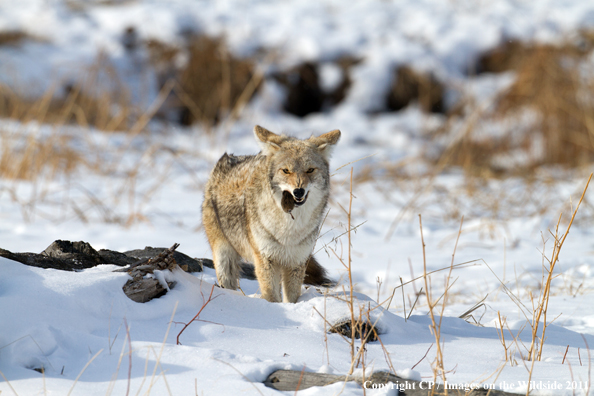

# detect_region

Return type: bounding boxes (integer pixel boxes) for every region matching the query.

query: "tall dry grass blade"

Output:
[530,173,592,361]
[524,174,592,396]
[0,368,19,396]
[382,261,478,310]
[458,294,488,324]
[347,167,356,373]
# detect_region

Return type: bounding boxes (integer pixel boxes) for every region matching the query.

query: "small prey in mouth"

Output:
[281,190,309,219]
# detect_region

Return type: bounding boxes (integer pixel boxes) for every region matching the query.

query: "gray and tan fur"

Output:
[202,125,341,303]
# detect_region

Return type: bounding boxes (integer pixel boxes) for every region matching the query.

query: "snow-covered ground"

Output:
[2,1,594,395]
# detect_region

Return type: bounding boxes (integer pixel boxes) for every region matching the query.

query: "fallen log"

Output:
[0,240,136,270]
[0,247,76,271]
[0,240,197,303]
[0,240,322,303]
[264,370,518,395]
[0,240,212,273]
[124,246,212,272]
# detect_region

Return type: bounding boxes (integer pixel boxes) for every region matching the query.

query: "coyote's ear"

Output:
[310,129,341,159]
[254,125,282,155]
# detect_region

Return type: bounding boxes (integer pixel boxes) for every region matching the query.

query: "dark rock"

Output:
[42,240,103,269]
[122,278,176,303]
[329,318,380,342]
[122,243,181,303]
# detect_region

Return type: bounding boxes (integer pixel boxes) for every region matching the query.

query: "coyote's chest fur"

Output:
[202,125,340,303]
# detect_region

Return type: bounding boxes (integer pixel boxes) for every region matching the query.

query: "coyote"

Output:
[202,125,341,303]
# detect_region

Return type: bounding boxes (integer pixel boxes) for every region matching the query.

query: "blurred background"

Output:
[1,0,594,299]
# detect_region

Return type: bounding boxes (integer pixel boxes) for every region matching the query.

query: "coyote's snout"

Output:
[202,125,341,303]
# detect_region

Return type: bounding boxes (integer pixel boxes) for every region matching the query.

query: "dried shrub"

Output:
[175,36,257,126]
[0,33,257,131]
[476,40,527,74]
[65,0,133,10]
[0,31,29,46]
[495,43,594,166]
[0,129,83,181]
[440,33,594,173]
[0,52,133,132]
[387,66,445,114]
[146,38,179,76]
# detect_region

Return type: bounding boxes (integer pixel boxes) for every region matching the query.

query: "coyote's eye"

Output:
[282,168,290,174]
[307,168,315,173]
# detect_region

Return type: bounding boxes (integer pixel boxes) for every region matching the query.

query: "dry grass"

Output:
[438,32,594,174]
[419,215,464,394]
[0,35,259,132]
[148,35,259,126]
[0,34,259,224]
[387,66,445,114]
[0,52,134,132]
[0,31,30,46]
[522,174,591,395]
[324,168,359,374]
[64,0,136,11]
[179,36,257,125]
[0,118,206,227]
[496,42,594,166]
[0,128,83,181]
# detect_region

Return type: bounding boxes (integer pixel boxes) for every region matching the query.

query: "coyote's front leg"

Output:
[253,254,282,302]
[282,263,308,303]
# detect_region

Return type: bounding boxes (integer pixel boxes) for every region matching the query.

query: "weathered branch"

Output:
[264,369,520,395]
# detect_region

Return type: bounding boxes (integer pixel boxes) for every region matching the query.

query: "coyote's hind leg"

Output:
[212,240,241,290]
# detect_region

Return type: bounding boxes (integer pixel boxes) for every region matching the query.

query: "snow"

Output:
[2,0,594,395]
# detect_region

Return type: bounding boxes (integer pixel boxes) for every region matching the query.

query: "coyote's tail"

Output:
[304,256,335,287]
[237,256,335,287]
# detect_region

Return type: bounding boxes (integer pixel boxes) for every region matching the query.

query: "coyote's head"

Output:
[254,125,341,212]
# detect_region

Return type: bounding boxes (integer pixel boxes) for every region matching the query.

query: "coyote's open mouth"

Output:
[293,191,309,206]
[281,190,309,217]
